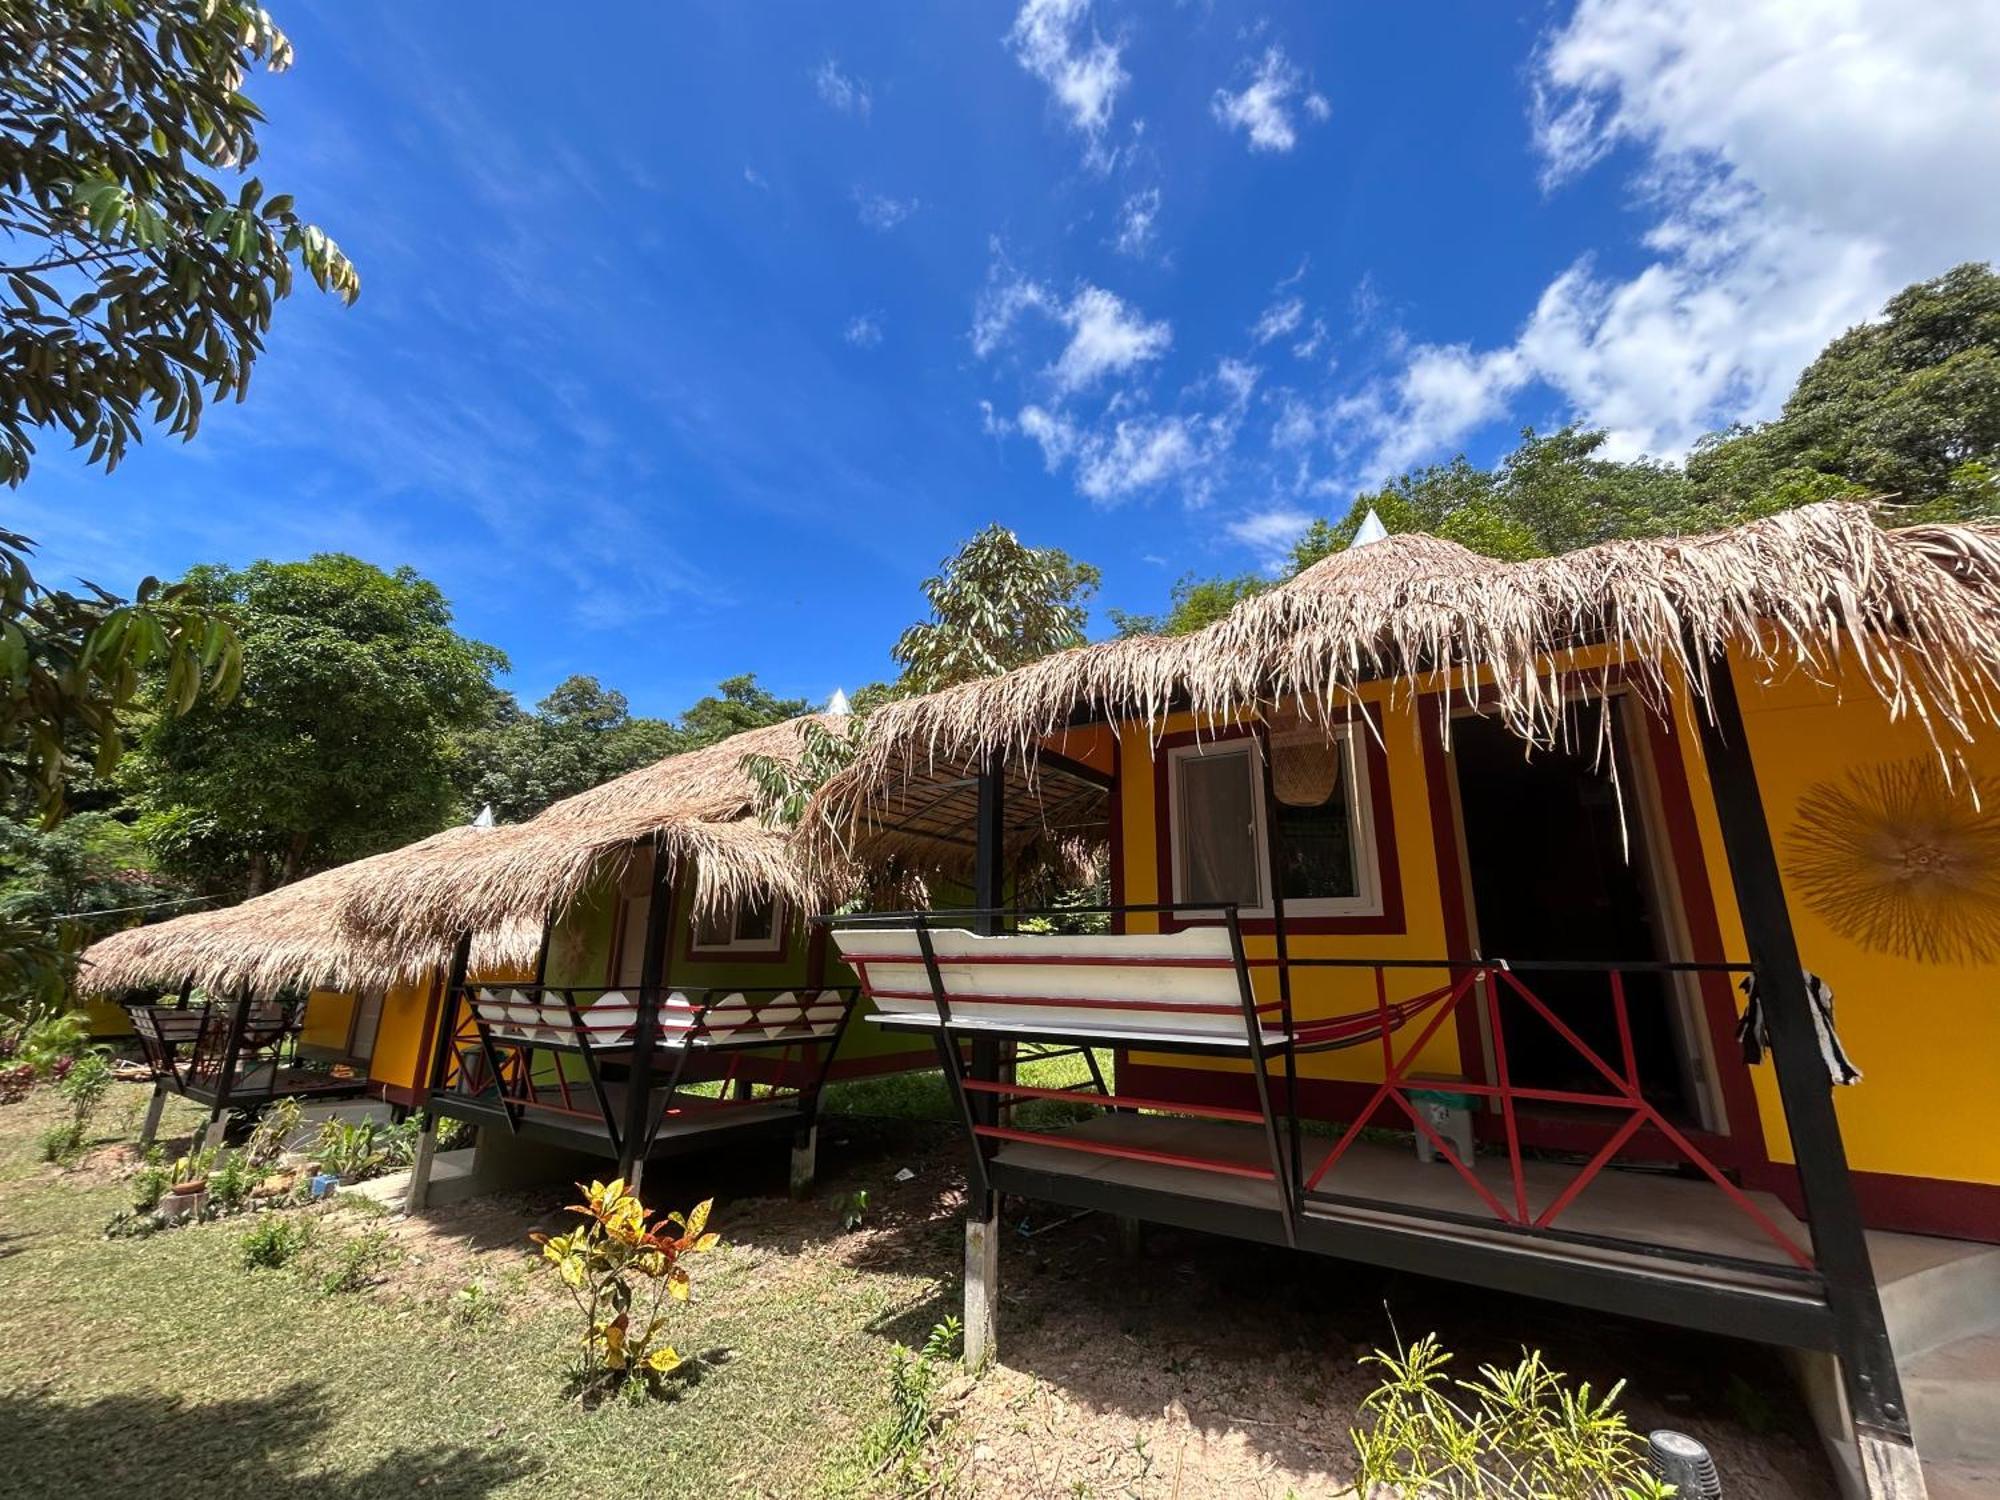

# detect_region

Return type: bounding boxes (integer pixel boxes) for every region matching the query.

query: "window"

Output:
[692,894,785,955]
[1166,728,1380,919]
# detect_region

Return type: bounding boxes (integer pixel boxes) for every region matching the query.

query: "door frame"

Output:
[1419,677,1773,1174]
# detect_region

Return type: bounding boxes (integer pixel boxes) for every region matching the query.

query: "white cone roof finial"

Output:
[1350,508,1390,548]
[826,687,852,717]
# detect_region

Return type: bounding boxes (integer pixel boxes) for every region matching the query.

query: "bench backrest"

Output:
[833,926,1266,1047]
[468,987,851,1050]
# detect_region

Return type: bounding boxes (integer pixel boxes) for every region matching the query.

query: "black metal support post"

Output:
[1692,654,1911,1449]
[1258,727,1305,1225]
[969,757,1008,1175]
[204,983,254,1148]
[619,837,674,1184]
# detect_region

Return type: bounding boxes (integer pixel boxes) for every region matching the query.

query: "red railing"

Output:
[1292,958,1813,1272]
[828,907,1814,1283]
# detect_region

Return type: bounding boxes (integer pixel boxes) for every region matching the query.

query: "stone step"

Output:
[1905,1331,2000,1470]
[1879,1239,2000,1362]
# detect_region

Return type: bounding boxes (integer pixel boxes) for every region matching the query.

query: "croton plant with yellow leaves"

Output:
[532,1178,719,1399]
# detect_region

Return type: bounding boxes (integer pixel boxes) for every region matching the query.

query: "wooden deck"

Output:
[429,1082,807,1161]
[989,1114,1839,1348]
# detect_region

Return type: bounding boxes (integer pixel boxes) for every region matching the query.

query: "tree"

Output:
[893,524,1102,691]
[675,673,809,748]
[129,555,504,894]
[1688,262,2000,522]
[457,674,682,822]
[0,1,357,485]
[0,811,189,1023]
[1110,572,1267,637]
[2,529,240,823]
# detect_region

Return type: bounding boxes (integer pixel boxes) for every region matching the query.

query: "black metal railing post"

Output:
[1226,905,1297,1245]
[1692,653,1910,1457]
[619,836,673,1186]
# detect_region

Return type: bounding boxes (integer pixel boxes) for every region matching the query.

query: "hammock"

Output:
[1288,985,1456,1053]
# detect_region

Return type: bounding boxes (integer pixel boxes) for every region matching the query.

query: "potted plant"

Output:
[160,1148,214,1223]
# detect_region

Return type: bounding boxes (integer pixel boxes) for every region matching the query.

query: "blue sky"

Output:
[19,1,1999,718]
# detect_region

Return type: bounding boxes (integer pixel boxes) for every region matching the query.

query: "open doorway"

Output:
[1450,705,1695,1119]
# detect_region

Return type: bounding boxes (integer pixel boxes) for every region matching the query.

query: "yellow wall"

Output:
[367,975,440,1096]
[1680,654,2000,1189]
[1112,649,2000,1199]
[300,989,357,1051]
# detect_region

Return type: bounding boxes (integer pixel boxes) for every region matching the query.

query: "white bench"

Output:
[468,988,851,1050]
[832,926,1282,1050]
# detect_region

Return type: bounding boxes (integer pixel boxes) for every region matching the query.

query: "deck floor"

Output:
[991,1114,1815,1270]
[436,1082,805,1154]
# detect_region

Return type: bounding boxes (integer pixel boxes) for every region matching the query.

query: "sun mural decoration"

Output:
[1786,757,2000,965]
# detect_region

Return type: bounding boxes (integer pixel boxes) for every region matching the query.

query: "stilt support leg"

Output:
[1858,1432,1927,1500]
[964,1206,1000,1372]
[201,1112,229,1153]
[789,1125,817,1200]
[138,1084,168,1150]
[623,1156,646,1198]
[404,1114,439,1213]
[1116,1215,1144,1263]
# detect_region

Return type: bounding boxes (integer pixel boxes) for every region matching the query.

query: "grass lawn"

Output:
[0,1067,1837,1498]
[0,1082,961,1499]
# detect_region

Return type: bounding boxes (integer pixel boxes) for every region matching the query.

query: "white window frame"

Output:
[1165,727,1383,920]
[691,894,787,956]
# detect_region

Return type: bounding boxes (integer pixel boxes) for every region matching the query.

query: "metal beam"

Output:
[1691,653,1911,1446]
[619,836,675,1184]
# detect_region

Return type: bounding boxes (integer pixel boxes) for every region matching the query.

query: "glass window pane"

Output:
[1273,747,1358,901]
[1175,749,1262,909]
[734,897,777,944]
[693,904,732,950]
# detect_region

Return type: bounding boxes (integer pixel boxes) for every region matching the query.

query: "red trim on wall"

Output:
[1148,718,1407,936]
[1742,1161,2000,1245]
[1413,679,1771,1174]
[1108,729,1126,933]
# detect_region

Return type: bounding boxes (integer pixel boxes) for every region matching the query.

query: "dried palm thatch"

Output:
[78,826,543,998]
[335,716,835,954]
[805,503,2000,869]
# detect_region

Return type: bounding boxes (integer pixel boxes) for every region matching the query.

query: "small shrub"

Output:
[450,1280,500,1330]
[836,1188,870,1232]
[15,1011,91,1076]
[39,1120,82,1165]
[209,1151,259,1215]
[131,1146,170,1212]
[52,1052,113,1157]
[860,1317,964,1486]
[0,1062,33,1104]
[1348,1333,1674,1500]
[318,1227,396,1296]
[531,1178,719,1403]
[238,1213,315,1270]
[314,1119,383,1181]
[244,1097,303,1168]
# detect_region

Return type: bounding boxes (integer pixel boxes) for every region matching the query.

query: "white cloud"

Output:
[814,59,871,118]
[1292,317,1328,360]
[1352,0,2000,473]
[1212,47,1325,153]
[854,190,918,231]
[844,313,883,348]
[1113,187,1161,258]
[1215,357,1261,407]
[742,165,767,190]
[1252,296,1304,345]
[1343,344,1528,479]
[1076,414,1201,500]
[1017,403,1078,468]
[1008,0,1130,165]
[1228,507,1314,567]
[1050,285,1172,393]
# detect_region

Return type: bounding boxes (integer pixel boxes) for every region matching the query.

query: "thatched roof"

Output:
[335,715,836,953]
[806,503,2000,865]
[78,826,543,998]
